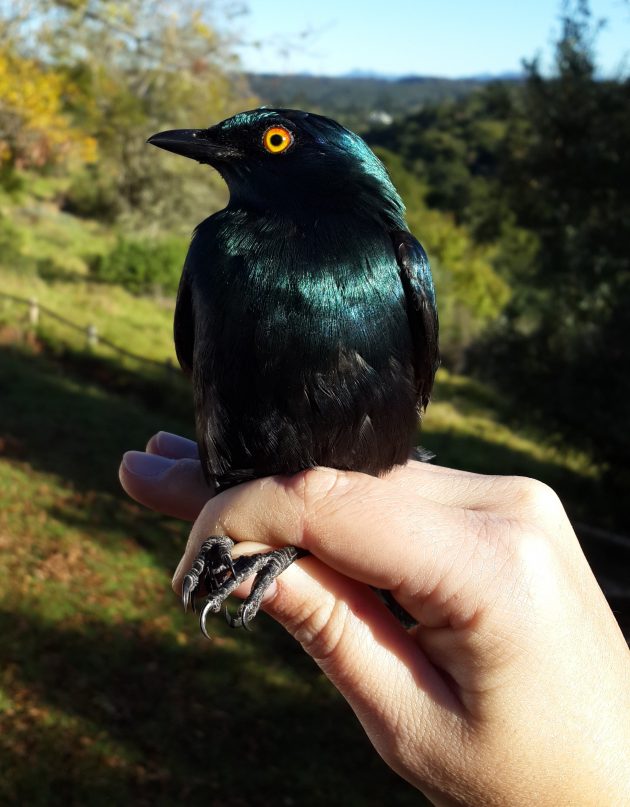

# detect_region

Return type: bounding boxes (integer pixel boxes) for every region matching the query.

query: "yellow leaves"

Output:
[190,9,213,40]
[0,49,97,169]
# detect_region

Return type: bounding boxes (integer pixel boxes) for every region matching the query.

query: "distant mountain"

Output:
[463,71,524,81]
[340,69,525,82]
[341,69,394,80]
[247,72,519,130]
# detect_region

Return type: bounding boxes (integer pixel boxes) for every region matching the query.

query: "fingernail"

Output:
[122,451,176,478]
[153,431,199,459]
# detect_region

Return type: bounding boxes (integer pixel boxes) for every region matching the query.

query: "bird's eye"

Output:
[262,125,293,154]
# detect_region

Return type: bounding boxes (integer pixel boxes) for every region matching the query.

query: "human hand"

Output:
[120,431,630,807]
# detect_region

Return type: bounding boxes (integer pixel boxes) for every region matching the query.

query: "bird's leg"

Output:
[181,538,306,636]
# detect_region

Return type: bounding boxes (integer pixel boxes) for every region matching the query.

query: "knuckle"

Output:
[511,526,559,602]
[300,466,349,508]
[511,477,563,519]
[287,596,348,663]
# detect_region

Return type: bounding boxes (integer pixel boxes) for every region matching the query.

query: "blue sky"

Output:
[235,0,629,77]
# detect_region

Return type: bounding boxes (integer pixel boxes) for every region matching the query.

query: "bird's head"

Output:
[148,108,405,224]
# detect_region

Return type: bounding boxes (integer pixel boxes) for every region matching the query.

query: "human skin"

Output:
[120,431,630,807]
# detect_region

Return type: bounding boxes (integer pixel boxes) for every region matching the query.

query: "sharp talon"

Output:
[200,601,213,640]
[241,609,253,632]
[182,575,193,613]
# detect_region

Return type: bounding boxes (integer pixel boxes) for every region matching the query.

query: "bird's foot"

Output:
[181,537,305,637]
[181,535,236,614]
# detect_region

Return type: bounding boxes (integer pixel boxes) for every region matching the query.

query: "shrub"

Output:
[90,235,188,294]
[63,167,122,222]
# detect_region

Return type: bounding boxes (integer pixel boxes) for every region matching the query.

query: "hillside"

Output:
[247,72,514,129]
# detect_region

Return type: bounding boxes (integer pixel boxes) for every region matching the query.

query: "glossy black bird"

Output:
[148,108,439,635]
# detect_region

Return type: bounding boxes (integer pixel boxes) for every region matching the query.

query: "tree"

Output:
[375,147,511,369]
[0,48,96,169]
[0,0,252,225]
[473,0,630,503]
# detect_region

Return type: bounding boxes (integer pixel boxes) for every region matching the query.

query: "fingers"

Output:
[119,450,212,521]
[173,467,503,629]
[122,432,524,627]
[239,552,462,733]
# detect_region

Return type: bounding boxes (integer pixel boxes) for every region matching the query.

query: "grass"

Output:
[422,372,607,527]
[0,193,624,805]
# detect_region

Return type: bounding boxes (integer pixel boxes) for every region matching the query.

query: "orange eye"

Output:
[263,125,293,154]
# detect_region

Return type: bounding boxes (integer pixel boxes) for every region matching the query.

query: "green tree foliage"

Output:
[471,1,630,489]
[367,1,629,495]
[375,148,510,368]
[366,84,515,234]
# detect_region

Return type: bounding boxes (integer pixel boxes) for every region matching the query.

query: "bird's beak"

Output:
[147,129,240,164]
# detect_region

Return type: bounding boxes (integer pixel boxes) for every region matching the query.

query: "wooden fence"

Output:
[0,290,175,371]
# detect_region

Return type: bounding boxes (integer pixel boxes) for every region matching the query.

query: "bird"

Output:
[147,108,439,636]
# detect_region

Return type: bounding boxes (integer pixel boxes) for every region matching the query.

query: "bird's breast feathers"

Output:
[190,210,412,371]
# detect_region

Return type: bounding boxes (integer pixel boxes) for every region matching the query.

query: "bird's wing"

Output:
[174,267,194,375]
[392,230,440,410]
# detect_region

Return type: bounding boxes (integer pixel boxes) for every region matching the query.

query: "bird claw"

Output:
[182,575,194,613]
[180,538,305,636]
[200,595,223,639]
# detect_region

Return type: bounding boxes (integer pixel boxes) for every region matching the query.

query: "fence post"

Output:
[28,297,39,326]
[86,323,98,349]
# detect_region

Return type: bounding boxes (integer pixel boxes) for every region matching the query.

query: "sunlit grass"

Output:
[426,369,596,478]
[0,271,177,366]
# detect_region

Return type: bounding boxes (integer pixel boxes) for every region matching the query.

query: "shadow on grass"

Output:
[0,342,191,495]
[0,609,423,807]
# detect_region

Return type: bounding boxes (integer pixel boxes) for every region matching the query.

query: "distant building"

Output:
[368,110,393,125]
